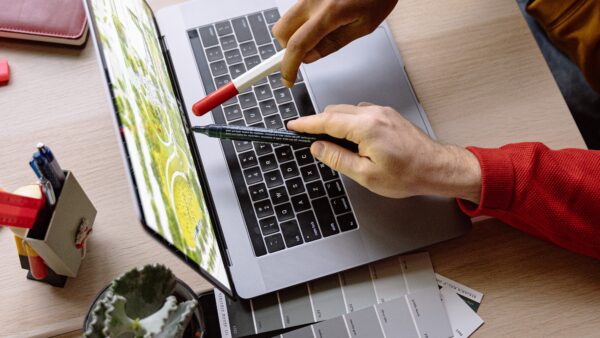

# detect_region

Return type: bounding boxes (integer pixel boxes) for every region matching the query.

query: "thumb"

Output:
[311,141,368,182]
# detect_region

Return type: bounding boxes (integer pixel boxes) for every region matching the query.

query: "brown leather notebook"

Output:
[0,0,88,46]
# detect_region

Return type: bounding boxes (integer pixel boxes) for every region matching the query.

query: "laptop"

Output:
[85,0,471,299]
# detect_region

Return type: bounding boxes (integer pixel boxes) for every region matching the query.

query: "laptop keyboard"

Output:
[187,8,358,257]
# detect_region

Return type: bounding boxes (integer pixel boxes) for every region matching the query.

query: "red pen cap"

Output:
[192,82,238,116]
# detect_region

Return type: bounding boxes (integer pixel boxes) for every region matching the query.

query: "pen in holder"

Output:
[17,170,97,287]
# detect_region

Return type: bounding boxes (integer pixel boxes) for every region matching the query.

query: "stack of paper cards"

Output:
[215,252,484,338]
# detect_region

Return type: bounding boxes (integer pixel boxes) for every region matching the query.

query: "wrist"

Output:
[419,144,482,203]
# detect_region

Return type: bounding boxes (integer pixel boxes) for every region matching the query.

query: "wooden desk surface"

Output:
[1,0,597,336]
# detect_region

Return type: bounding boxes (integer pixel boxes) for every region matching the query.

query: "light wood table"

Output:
[1,0,598,336]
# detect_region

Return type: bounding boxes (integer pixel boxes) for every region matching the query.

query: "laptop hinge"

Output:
[159,35,190,134]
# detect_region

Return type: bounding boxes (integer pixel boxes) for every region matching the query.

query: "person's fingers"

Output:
[287,111,365,143]
[322,104,363,115]
[311,141,372,185]
[272,1,308,47]
[281,15,339,87]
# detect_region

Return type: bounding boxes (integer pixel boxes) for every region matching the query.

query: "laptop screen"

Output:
[88,0,230,291]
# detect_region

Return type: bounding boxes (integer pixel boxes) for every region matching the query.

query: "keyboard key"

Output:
[254,84,273,101]
[317,162,339,181]
[280,220,303,248]
[224,49,242,65]
[259,154,278,172]
[264,170,284,188]
[248,13,271,45]
[312,197,339,237]
[238,150,258,169]
[338,213,358,232]
[239,92,257,109]
[269,186,289,205]
[259,44,276,60]
[291,193,311,212]
[240,41,258,56]
[264,115,283,129]
[249,183,268,201]
[254,199,274,218]
[297,211,322,242]
[223,104,243,121]
[224,95,238,106]
[255,142,273,156]
[229,118,245,127]
[220,34,237,50]
[295,148,314,166]
[244,107,262,125]
[265,233,285,253]
[275,203,295,222]
[259,216,279,236]
[279,102,298,119]
[331,196,351,214]
[273,87,293,104]
[275,146,294,163]
[199,26,218,47]
[215,21,233,36]
[243,167,262,185]
[205,46,223,62]
[306,181,326,199]
[244,55,261,70]
[291,83,316,116]
[232,17,253,43]
[325,180,345,198]
[268,73,284,88]
[286,177,305,195]
[234,139,252,152]
[259,99,278,116]
[280,161,299,179]
[214,74,231,88]
[264,8,281,24]
[300,164,319,182]
[229,63,247,79]
[210,60,228,77]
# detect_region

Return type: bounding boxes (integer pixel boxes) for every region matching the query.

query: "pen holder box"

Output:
[25,170,96,279]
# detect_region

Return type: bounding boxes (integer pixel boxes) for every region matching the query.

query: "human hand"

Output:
[272,0,398,87]
[287,104,482,203]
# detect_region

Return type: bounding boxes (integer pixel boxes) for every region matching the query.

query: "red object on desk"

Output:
[0,190,44,229]
[0,59,9,84]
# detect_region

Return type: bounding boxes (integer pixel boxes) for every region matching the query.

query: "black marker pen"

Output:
[192,124,359,152]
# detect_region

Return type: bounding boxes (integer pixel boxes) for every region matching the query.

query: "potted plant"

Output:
[83,264,203,338]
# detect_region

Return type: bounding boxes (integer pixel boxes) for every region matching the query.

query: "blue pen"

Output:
[29,160,42,179]
[37,143,65,184]
[33,152,62,196]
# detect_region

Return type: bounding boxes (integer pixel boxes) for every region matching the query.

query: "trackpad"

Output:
[303,28,428,132]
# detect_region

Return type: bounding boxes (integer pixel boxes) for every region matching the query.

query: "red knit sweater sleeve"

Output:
[457,143,600,259]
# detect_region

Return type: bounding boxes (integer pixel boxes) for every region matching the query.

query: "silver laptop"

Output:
[85,0,471,299]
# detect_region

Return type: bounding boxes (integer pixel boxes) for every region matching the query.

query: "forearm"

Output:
[458,143,600,260]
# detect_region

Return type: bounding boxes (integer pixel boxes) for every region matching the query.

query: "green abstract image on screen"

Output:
[91,0,229,288]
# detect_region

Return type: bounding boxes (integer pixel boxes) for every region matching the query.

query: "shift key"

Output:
[312,197,339,237]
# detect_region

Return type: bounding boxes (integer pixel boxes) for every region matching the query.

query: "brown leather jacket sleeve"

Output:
[527,0,600,93]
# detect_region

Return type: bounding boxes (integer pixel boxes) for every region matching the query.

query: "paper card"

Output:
[277,288,453,338]
[440,287,484,337]
[436,274,483,312]
[216,252,438,337]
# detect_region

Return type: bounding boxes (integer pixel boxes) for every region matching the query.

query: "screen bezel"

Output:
[84,0,235,297]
